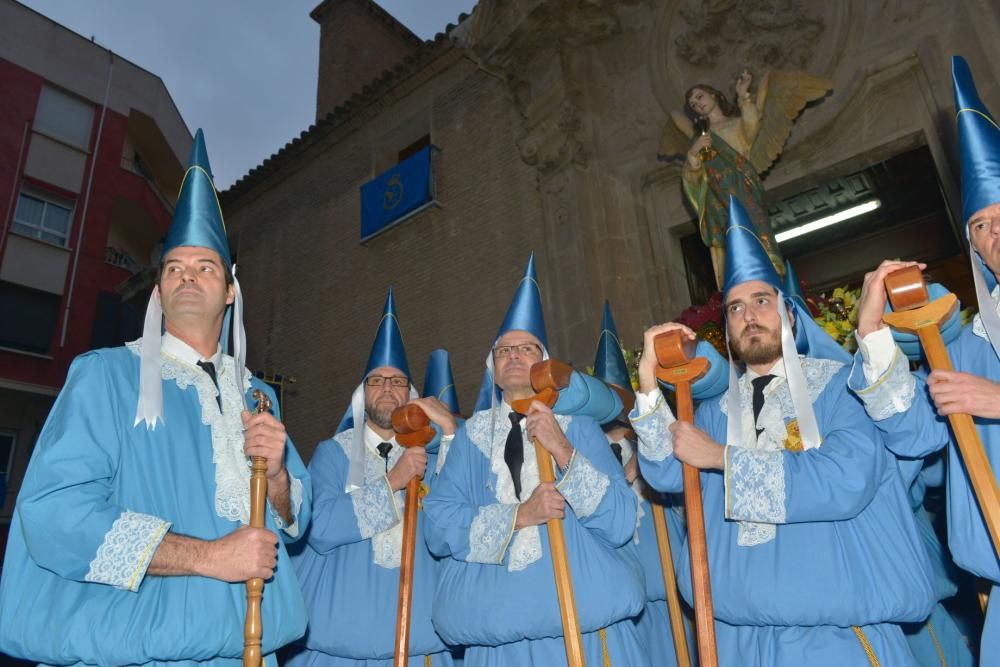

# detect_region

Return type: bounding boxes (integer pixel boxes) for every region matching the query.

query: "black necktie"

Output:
[751,374,775,437]
[505,412,525,500]
[610,441,623,465]
[196,360,222,409]
[377,442,393,474]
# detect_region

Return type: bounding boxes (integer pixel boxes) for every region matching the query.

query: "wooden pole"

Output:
[511,360,585,667]
[651,502,692,667]
[654,331,719,667]
[244,389,272,667]
[390,404,437,667]
[883,267,1000,559]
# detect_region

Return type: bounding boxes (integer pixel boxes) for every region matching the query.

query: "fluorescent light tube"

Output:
[775,199,882,243]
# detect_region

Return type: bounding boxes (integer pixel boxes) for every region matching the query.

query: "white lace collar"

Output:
[127,339,253,525]
[466,405,572,571]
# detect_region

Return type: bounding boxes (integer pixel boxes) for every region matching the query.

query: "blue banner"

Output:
[360,145,434,241]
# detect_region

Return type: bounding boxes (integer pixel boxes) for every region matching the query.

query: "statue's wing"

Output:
[658,111,695,162]
[749,70,833,174]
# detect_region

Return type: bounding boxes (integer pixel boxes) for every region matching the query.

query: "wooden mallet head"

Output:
[882,265,958,334]
[510,359,573,415]
[653,330,710,385]
[391,404,436,447]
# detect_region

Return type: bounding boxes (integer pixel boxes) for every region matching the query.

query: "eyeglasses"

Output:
[365,375,409,388]
[493,343,542,359]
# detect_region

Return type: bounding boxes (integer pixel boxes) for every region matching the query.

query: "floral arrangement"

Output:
[809,286,860,352]
[675,291,727,357]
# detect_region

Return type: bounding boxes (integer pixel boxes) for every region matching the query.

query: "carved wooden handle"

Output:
[244,389,271,667]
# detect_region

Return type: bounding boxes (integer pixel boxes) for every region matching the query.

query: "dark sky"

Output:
[19,0,476,189]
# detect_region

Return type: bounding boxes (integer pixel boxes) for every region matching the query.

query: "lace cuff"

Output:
[629,392,676,462]
[556,451,609,518]
[85,510,171,592]
[271,475,305,538]
[849,346,915,421]
[725,446,786,523]
[468,503,517,564]
[350,476,401,540]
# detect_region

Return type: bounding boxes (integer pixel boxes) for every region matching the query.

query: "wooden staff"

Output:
[883,266,1000,557]
[651,502,692,667]
[510,359,585,667]
[244,389,272,667]
[389,403,437,667]
[653,330,718,667]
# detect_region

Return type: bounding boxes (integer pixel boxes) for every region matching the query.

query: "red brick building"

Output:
[0,0,191,537]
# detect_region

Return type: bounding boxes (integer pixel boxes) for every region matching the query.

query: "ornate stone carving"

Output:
[673,0,825,70]
[516,97,587,175]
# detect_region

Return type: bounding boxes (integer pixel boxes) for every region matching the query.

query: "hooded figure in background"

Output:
[287,288,458,667]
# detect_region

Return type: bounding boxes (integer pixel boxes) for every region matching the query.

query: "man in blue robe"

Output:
[0,130,311,665]
[286,289,457,667]
[423,255,649,666]
[631,197,936,666]
[849,55,1000,663]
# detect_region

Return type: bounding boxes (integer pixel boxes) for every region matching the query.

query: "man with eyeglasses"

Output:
[286,289,458,667]
[630,198,936,666]
[423,255,649,666]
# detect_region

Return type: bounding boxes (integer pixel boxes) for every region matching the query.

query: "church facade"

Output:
[223,0,1000,460]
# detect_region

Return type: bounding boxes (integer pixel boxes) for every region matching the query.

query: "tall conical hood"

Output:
[162,129,231,266]
[953,56,1000,229]
[364,287,410,379]
[723,195,783,297]
[783,260,809,312]
[423,348,461,414]
[342,287,416,492]
[474,253,549,411]
[495,252,547,347]
[592,301,631,393]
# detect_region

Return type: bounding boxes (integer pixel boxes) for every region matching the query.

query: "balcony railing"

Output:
[105,246,144,275]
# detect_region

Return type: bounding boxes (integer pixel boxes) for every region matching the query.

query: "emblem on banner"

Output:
[383,174,404,210]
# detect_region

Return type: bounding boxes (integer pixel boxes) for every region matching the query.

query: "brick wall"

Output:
[227,59,546,461]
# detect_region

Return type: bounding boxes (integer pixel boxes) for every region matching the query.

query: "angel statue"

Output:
[660,69,833,288]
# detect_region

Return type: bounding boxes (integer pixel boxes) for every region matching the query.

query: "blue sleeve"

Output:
[848,348,949,459]
[423,428,517,565]
[630,392,684,493]
[305,438,400,555]
[557,417,637,549]
[16,353,170,590]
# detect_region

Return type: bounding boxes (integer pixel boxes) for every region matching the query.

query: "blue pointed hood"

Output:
[474,253,548,411]
[364,287,410,379]
[724,196,849,363]
[953,56,1000,229]
[783,260,809,312]
[162,129,231,266]
[423,348,461,414]
[953,55,1000,292]
[593,301,631,393]
[723,196,783,297]
[495,253,547,347]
